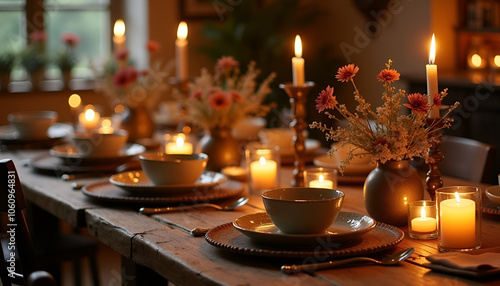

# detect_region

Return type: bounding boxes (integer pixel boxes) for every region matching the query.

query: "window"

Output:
[0,0,112,81]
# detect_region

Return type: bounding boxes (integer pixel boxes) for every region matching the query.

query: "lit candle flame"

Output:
[294,35,302,58]
[319,174,324,182]
[429,33,436,65]
[84,109,95,121]
[421,207,427,219]
[177,21,188,40]
[471,54,482,67]
[176,136,185,148]
[259,157,266,165]
[455,192,461,203]
[495,55,500,67]
[114,19,125,37]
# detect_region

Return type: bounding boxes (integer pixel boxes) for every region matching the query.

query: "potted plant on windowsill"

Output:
[21,31,47,91]
[54,32,80,88]
[0,51,15,91]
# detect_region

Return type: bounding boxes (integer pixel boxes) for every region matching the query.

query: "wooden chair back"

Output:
[440,135,496,183]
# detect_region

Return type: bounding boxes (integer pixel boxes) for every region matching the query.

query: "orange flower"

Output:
[433,92,442,108]
[146,41,160,53]
[315,86,337,112]
[208,90,232,110]
[376,68,400,83]
[335,64,359,82]
[404,93,430,115]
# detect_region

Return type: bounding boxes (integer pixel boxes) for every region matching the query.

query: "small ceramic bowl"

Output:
[485,185,500,206]
[139,153,208,185]
[262,187,344,234]
[332,142,370,165]
[72,129,128,157]
[8,110,58,139]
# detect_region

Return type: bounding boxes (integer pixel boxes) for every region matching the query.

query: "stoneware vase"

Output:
[363,160,424,226]
[120,104,155,142]
[198,127,242,171]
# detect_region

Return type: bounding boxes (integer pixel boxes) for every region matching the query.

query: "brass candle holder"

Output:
[425,118,444,200]
[169,77,192,134]
[279,81,315,187]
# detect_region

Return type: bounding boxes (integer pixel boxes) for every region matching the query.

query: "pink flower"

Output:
[335,64,359,82]
[114,49,129,61]
[190,89,203,100]
[61,32,80,47]
[30,31,46,43]
[208,90,232,110]
[404,93,430,115]
[433,92,442,108]
[315,86,338,113]
[229,90,244,103]
[377,68,400,83]
[113,67,138,89]
[146,41,160,53]
[217,56,238,72]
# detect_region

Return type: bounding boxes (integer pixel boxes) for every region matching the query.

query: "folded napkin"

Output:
[423,247,500,277]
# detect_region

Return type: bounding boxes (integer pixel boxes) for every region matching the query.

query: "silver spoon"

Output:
[281,247,415,274]
[139,197,249,215]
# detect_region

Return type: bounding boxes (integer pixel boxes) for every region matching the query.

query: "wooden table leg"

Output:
[121,256,168,286]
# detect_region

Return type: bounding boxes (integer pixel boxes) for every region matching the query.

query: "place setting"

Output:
[205,187,404,259]
[483,174,500,216]
[81,151,245,205]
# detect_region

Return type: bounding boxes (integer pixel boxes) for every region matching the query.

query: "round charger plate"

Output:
[205,220,404,259]
[0,123,72,144]
[49,143,146,165]
[82,179,244,204]
[109,170,228,194]
[232,212,376,246]
[483,186,500,215]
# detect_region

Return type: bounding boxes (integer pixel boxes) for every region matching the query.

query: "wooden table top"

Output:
[3,150,500,285]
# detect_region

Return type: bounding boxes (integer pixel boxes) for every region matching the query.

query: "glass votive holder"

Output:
[407,200,437,240]
[436,186,482,252]
[245,142,280,194]
[163,133,194,155]
[303,167,338,189]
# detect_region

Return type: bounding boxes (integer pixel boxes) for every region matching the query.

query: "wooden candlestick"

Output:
[425,118,444,200]
[279,81,315,187]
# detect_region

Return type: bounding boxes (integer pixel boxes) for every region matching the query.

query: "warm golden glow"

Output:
[421,207,427,219]
[114,104,125,113]
[113,19,125,37]
[84,108,95,121]
[455,192,461,203]
[318,174,324,182]
[101,118,112,128]
[177,21,188,40]
[471,54,482,67]
[68,93,81,109]
[429,34,436,64]
[494,55,500,67]
[259,156,266,165]
[176,136,185,147]
[294,35,302,58]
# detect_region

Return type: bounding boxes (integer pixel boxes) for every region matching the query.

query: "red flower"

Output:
[30,31,46,43]
[315,86,337,113]
[335,64,359,82]
[376,68,400,83]
[114,49,129,61]
[113,67,138,89]
[216,56,238,72]
[404,93,430,115]
[208,90,232,110]
[433,92,442,108]
[190,89,202,100]
[146,41,160,53]
[229,90,244,103]
[61,32,80,47]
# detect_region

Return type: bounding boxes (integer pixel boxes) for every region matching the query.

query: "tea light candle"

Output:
[439,192,476,249]
[411,207,437,233]
[309,174,334,189]
[165,134,193,154]
[250,157,277,190]
[78,105,100,131]
[98,118,114,134]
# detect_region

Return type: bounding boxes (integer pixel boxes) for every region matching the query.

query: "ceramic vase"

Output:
[120,104,155,142]
[198,127,242,171]
[62,70,71,89]
[363,160,424,226]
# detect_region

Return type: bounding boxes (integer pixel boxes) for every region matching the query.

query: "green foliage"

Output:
[0,52,16,73]
[20,44,46,72]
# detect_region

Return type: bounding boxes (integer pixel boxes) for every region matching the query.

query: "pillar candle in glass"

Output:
[407,200,437,240]
[164,133,193,155]
[436,186,481,252]
[245,143,280,194]
[78,104,101,132]
[304,167,337,189]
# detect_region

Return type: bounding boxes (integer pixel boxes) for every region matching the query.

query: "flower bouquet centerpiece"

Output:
[310,60,459,226]
[94,41,172,141]
[182,56,276,170]
[54,32,80,85]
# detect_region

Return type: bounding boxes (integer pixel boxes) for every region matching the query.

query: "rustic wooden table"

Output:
[3,150,500,285]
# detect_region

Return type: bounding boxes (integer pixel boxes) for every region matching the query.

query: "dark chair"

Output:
[440,135,496,183]
[0,158,56,286]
